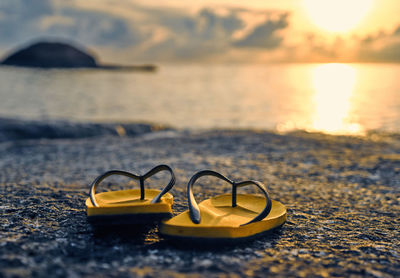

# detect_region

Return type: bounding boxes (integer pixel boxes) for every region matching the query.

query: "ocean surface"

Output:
[0,63,399,137]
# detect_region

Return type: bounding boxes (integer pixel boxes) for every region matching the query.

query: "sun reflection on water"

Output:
[309,63,364,135]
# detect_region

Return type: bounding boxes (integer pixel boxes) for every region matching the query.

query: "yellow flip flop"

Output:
[86,164,175,226]
[160,170,286,241]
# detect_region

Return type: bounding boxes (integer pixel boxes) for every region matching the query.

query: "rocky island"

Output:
[1,41,156,71]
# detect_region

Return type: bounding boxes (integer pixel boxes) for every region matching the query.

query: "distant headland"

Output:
[0,41,156,71]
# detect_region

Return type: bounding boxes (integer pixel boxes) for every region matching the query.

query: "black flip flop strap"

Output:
[89,164,175,207]
[187,170,272,226]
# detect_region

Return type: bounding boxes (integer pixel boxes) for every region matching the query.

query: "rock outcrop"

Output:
[1,41,156,71]
[2,42,97,68]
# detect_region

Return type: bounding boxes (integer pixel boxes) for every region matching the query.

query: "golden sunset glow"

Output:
[303,0,374,32]
[311,64,364,134]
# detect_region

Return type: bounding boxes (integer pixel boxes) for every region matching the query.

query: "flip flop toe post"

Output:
[86,165,175,226]
[160,170,286,241]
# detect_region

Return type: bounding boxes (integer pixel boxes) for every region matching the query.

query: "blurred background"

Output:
[1,0,399,135]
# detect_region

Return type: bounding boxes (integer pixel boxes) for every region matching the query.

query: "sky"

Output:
[0,0,399,64]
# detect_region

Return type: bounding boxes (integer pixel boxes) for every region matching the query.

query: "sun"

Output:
[303,0,374,33]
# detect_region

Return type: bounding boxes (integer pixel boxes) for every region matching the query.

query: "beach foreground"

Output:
[1,127,399,277]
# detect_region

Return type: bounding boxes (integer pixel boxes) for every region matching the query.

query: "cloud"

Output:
[194,9,245,40]
[42,8,144,48]
[134,8,289,61]
[359,41,400,62]
[357,26,400,62]
[0,0,53,42]
[136,8,248,60]
[0,0,141,50]
[1,1,400,63]
[233,14,288,49]
[0,0,53,20]
[394,25,400,36]
[0,1,291,62]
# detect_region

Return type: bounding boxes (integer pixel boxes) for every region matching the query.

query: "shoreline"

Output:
[0,116,399,143]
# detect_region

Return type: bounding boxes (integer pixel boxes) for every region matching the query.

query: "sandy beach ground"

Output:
[1,126,399,277]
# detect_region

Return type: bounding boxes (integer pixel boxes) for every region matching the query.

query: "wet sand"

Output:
[1,129,399,277]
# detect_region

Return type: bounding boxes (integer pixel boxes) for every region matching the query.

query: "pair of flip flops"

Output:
[85,165,287,241]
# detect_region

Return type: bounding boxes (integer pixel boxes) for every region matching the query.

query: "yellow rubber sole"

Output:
[160,194,286,240]
[86,189,173,225]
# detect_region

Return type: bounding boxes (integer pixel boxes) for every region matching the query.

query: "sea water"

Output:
[0,63,399,135]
